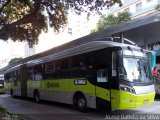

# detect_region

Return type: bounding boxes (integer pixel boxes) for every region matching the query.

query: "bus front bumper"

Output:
[111,90,155,110]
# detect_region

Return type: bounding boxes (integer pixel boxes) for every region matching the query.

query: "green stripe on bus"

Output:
[27,79,111,101]
[27,78,96,95]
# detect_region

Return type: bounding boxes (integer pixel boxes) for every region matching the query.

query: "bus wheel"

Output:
[34,91,40,103]
[77,95,87,112]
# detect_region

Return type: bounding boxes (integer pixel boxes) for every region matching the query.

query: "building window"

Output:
[136,2,142,12]
[68,28,72,35]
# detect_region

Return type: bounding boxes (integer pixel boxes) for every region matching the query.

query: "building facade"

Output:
[108,0,159,19]
[24,41,36,57]
[35,13,99,54]
[108,0,160,69]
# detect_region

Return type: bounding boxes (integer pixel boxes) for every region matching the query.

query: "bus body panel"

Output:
[4,82,11,94]
[95,86,110,101]
[27,78,97,108]
[0,88,4,93]
[5,81,21,96]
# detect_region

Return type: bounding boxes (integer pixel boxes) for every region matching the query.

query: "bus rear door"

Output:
[20,64,27,97]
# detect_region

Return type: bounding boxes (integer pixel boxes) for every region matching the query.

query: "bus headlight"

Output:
[119,84,136,94]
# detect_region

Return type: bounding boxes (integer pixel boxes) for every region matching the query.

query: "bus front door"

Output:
[95,63,111,110]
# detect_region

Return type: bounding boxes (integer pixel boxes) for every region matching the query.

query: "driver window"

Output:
[112,51,117,77]
[97,63,108,83]
[97,69,108,82]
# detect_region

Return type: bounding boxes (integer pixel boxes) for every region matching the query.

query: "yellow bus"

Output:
[4,38,155,112]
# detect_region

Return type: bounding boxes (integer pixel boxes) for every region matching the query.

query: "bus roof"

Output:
[4,40,143,73]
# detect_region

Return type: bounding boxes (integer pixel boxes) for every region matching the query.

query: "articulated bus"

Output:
[4,39,155,112]
[0,74,4,93]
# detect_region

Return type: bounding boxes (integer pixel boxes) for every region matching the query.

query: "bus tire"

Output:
[34,91,40,103]
[77,95,87,112]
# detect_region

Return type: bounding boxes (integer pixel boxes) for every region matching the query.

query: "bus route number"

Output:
[74,79,87,85]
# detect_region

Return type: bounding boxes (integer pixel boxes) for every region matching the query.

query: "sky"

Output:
[0,40,25,68]
[0,40,25,58]
[36,28,73,53]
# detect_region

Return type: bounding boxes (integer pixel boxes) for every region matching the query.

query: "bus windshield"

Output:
[119,57,153,83]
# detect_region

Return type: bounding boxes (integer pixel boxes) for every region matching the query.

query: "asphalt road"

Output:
[0,94,160,120]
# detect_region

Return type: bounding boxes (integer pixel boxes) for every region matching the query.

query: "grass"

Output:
[0,105,20,120]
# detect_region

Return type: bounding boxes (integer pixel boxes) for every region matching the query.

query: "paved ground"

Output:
[0,94,160,120]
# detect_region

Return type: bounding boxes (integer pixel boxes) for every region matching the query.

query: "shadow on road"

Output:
[1,94,159,120]
[6,94,148,115]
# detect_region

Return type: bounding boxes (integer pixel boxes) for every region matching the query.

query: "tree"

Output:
[0,0,122,47]
[91,11,131,32]
[8,57,23,65]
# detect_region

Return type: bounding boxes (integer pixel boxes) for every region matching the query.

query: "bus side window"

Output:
[45,62,54,79]
[72,56,84,68]
[71,55,85,78]
[4,74,9,82]
[33,65,43,81]
[13,71,18,86]
[84,53,93,79]
[27,67,34,80]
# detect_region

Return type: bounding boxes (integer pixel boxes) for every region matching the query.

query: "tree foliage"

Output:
[91,11,131,32]
[0,0,122,46]
[8,57,23,64]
